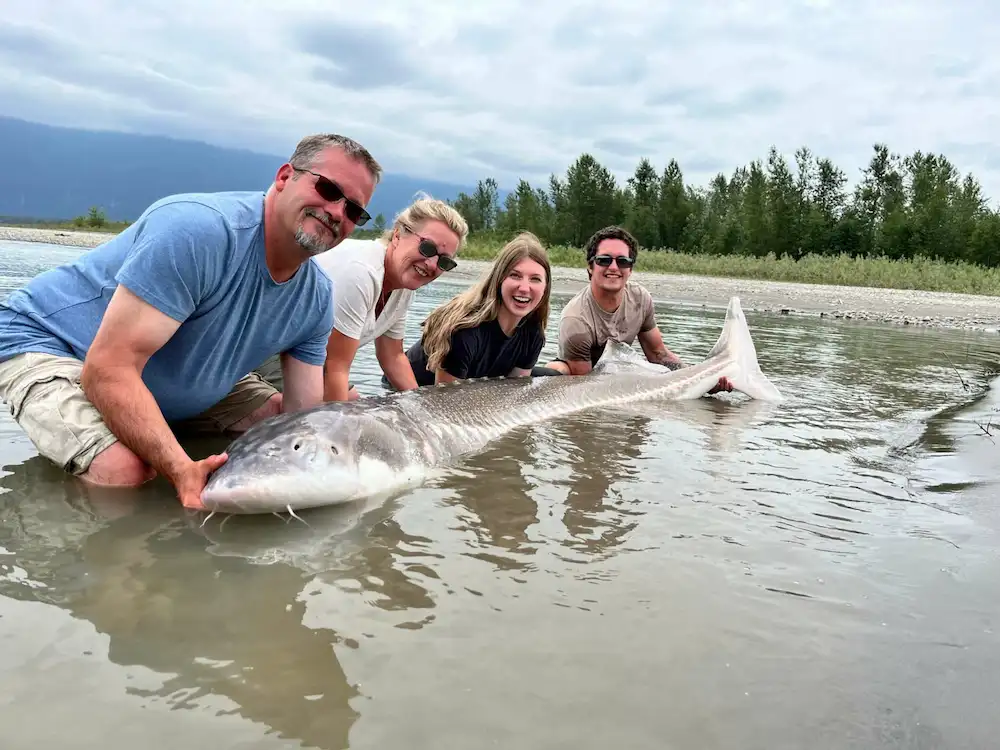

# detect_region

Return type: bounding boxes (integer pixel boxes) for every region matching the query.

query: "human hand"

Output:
[708,376,734,394]
[173,453,229,510]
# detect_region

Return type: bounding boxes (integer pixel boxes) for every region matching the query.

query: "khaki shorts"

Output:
[254,353,285,391]
[0,352,278,476]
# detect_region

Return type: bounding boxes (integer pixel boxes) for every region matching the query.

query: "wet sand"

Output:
[4,225,1000,332]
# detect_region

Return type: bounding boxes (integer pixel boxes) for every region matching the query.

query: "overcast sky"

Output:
[2,0,999,203]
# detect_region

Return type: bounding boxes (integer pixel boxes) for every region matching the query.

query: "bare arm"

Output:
[375,335,418,391]
[563,358,594,375]
[638,327,686,370]
[279,352,325,412]
[323,329,361,401]
[80,286,216,504]
[557,318,599,376]
[434,368,460,384]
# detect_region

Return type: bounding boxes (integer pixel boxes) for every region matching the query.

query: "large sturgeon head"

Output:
[199,402,432,515]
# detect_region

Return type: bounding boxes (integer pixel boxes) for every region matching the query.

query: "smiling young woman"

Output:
[404,231,554,386]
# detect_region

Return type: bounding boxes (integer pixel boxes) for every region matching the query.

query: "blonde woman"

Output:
[257,194,469,400]
[406,232,553,385]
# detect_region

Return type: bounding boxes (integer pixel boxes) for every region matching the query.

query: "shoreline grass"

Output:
[458,237,1000,297]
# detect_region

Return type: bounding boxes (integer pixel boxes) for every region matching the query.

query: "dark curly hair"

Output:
[583,225,639,277]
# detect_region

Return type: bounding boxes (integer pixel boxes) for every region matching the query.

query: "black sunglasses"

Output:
[593,254,635,269]
[417,238,458,272]
[292,167,371,226]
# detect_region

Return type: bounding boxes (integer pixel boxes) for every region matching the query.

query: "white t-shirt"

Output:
[310,237,415,346]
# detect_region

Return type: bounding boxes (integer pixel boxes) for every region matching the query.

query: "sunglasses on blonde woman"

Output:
[417,238,458,272]
[292,166,372,226]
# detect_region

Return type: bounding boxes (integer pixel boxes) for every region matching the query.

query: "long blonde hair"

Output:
[421,232,552,373]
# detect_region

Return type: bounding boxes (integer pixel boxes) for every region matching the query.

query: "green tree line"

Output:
[446,143,1000,268]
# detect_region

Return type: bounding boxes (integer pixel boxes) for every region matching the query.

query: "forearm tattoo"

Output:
[653,352,686,371]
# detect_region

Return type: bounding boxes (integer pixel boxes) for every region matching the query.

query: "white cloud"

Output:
[2,0,1000,204]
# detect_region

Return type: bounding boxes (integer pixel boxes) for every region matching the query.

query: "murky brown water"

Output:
[1,241,998,749]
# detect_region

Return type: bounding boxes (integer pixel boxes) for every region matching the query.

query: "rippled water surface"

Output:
[1,240,998,749]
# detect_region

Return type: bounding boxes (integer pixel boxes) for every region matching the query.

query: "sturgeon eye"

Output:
[330,445,339,454]
[293,443,300,451]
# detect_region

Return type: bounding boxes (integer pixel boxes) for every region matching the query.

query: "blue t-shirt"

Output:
[0,191,334,422]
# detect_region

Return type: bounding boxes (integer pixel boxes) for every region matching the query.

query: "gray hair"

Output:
[289,133,383,184]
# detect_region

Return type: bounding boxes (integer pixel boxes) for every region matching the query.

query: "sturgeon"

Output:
[200,296,783,515]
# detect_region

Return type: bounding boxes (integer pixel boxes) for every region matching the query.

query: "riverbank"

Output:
[4,225,1000,333]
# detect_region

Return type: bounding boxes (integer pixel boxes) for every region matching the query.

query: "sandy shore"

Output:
[4,225,1000,333]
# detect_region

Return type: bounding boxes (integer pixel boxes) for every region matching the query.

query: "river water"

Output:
[0,240,998,749]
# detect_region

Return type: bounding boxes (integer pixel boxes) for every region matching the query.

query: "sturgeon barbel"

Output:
[201,296,783,515]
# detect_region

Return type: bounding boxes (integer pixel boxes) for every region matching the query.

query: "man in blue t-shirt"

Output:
[0,132,382,510]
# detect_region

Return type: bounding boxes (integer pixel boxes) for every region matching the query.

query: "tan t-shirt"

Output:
[557,282,656,365]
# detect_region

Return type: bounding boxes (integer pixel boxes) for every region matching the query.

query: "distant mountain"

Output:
[0,116,475,224]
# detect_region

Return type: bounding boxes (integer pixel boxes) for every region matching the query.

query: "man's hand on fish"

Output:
[660,358,732,394]
[709,377,734,394]
[176,452,229,510]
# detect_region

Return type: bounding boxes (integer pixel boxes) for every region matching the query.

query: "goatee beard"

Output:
[296,209,341,255]
[295,226,337,255]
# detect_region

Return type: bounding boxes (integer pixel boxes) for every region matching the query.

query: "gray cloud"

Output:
[465,149,557,178]
[593,138,646,159]
[296,21,420,91]
[0,24,209,121]
[0,22,62,58]
[2,0,1000,203]
[645,86,787,120]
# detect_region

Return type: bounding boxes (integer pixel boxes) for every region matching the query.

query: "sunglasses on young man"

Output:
[293,167,372,226]
[593,254,635,269]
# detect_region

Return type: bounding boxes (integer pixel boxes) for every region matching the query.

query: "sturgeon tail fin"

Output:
[709,297,784,402]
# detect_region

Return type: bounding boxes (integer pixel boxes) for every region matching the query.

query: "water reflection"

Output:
[906,367,1000,456]
[0,458,360,749]
[543,411,651,562]
[445,429,542,573]
[905,373,1000,503]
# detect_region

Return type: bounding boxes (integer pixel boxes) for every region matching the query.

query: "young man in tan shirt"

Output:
[545,226,732,393]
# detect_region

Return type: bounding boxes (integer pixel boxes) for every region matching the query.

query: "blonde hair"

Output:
[381,192,469,248]
[421,232,552,373]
